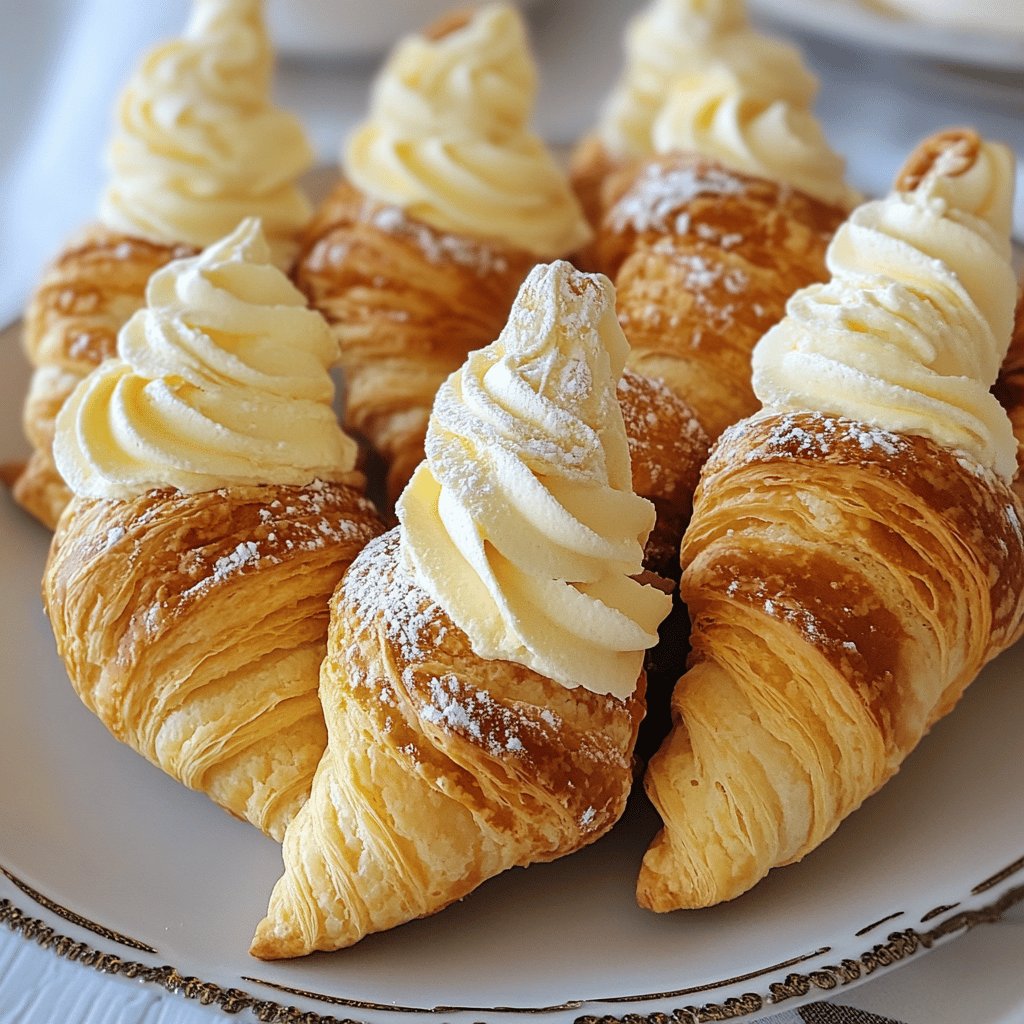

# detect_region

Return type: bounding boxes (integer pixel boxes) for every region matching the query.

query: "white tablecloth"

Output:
[2,2,1023,1021]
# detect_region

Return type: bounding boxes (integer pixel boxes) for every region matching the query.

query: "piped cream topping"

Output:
[651,67,859,208]
[345,4,591,258]
[98,0,313,265]
[397,261,671,698]
[595,0,855,207]
[596,0,809,151]
[54,218,357,499]
[752,135,1018,479]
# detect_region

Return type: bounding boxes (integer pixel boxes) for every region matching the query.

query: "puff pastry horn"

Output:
[570,0,852,251]
[294,5,590,503]
[639,130,1024,910]
[598,156,847,441]
[42,220,382,840]
[251,262,671,957]
[45,481,381,839]
[12,0,311,529]
[250,529,647,956]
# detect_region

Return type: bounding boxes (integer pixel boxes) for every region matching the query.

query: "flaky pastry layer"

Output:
[44,478,383,841]
[14,227,196,528]
[294,180,537,503]
[598,154,845,440]
[251,529,644,957]
[618,367,709,578]
[640,411,1024,911]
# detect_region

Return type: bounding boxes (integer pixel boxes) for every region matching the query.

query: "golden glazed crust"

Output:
[250,528,644,958]
[639,411,1024,911]
[14,227,196,529]
[293,180,537,504]
[617,367,709,579]
[43,478,383,841]
[597,154,846,440]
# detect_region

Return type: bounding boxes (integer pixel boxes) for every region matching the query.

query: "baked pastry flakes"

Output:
[293,4,591,503]
[567,0,860,570]
[639,130,1024,910]
[251,261,672,957]
[43,220,382,841]
[14,0,312,529]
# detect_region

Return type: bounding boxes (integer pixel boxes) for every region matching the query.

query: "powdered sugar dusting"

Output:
[618,247,749,343]
[723,413,910,465]
[1005,502,1023,545]
[417,671,539,759]
[609,163,746,235]
[369,204,510,276]
[343,532,448,664]
[103,526,126,550]
[167,480,375,606]
[729,572,865,659]
[212,540,260,580]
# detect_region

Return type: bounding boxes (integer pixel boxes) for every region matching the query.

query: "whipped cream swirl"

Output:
[99,0,313,264]
[345,4,591,258]
[54,219,356,498]
[752,136,1018,480]
[397,262,671,698]
[596,0,816,157]
[652,67,859,208]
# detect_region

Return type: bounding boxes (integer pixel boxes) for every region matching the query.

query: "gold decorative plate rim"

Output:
[2,862,1023,1024]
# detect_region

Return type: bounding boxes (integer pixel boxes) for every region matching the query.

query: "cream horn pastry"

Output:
[567,0,859,579]
[639,129,1024,911]
[14,0,313,529]
[43,219,382,841]
[250,260,672,958]
[569,0,851,241]
[293,3,592,503]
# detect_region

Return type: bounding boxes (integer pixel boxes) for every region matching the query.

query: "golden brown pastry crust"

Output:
[639,412,1024,911]
[44,477,383,841]
[14,228,196,529]
[250,528,645,958]
[597,154,846,440]
[293,180,537,503]
[617,368,709,578]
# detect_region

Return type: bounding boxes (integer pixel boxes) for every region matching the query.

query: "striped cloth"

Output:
[768,1006,904,1024]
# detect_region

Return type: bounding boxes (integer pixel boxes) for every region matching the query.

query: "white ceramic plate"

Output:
[750,0,1024,71]
[1,314,1023,1024]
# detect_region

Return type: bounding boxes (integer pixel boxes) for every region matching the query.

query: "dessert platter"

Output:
[2,460,1023,1023]
[749,0,1024,72]
[3,1,1024,1020]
